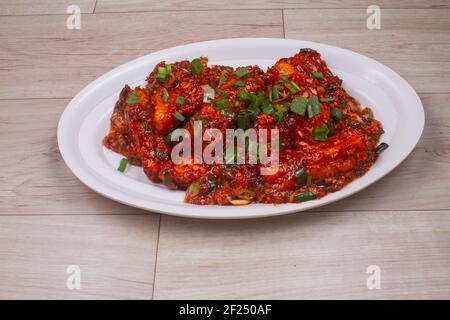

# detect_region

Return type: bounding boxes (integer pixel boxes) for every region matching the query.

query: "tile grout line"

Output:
[151,214,162,300]
[0,7,449,17]
[93,0,98,13]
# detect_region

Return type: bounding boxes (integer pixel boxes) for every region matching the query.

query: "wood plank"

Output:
[0,214,159,299]
[95,0,450,12]
[0,99,146,215]
[0,0,96,15]
[284,9,450,93]
[1,94,449,215]
[0,10,283,99]
[154,211,450,299]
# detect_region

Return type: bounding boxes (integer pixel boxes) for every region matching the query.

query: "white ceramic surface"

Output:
[57,38,424,219]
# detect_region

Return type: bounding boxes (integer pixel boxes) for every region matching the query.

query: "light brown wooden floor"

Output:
[1,0,449,299]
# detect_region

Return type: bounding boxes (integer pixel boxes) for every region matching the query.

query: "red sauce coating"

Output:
[103,49,384,205]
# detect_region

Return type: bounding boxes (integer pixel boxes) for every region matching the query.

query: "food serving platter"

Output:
[57,38,424,219]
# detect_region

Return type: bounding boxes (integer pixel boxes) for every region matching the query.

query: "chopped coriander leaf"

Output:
[117,158,128,172]
[310,72,324,80]
[234,67,250,78]
[156,64,171,83]
[174,111,185,121]
[214,98,230,110]
[230,81,246,87]
[307,96,320,118]
[294,191,315,203]
[190,58,204,74]
[320,97,335,103]
[161,88,169,103]
[311,124,330,141]
[175,96,185,105]
[290,97,308,116]
[127,92,140,105]
[331,107,343,121]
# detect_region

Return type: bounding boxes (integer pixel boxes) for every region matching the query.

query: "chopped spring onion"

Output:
[117,158,128,172]
[190,58,204,74]
[271,85,280,100]
[273,108,284,124]
[294,191,315,203]
[307,96,320,118]
[294,167,307,184]
[285,81,301,94]
[174,111,185,121]
[175,96,185,105]
[320,97,335,103]
[214,98,230,110]
[311,124,330,141]
[237,109,255,129]
[201,85,215,103]
[306,175,312,187]
[161,88,169,103]
[237,89,252,101]
[290,97,308,116]
[310,72,324,80]
[331,107,343,121]
[127,92,140,105]
[315,179,325,186]
[234,67,249,78]
[218,72,227,87]
[156,64,171,83]
[375,142,389,154]
[230,81,246,87]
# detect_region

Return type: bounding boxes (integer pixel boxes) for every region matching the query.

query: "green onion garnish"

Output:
[285,81,301,94]
[234,67,249,78]
[375,142,389,154]
[161,88,169,103]
[216,88,229,98]
[127,92,140,105]
[156,64,171,83]
[218,72,227,87]
[231,81,246,87]
[214,98,230,110]
[117,158,128,172]
[237,109,255,129]
[315,179,325,186]
[320,97,335,103]
[331,107,343,121]
[307,96,320,118]
[294,191,315,203]
[290,97,308,116]
[174,111,185,121]
[310,72,324,80]
[237,89,252,101]
[311,124,330,141]
[294,167,307,184]
[262,103,274,115]
[220,109,234,119]
[175,96,185,105]
[271,85,280,100]
[273,108,284,124]
[306,175,312,187]
[190,58,204,74]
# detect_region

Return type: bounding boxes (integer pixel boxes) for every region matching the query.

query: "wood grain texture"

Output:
[284,9,450,93]
[0,10,282,100]
[95,0,450,12]
[0,0,96,15]
[154,211,450,299]
[0,214,159,299]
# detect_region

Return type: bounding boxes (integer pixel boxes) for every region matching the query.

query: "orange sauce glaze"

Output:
[103,49,384,205]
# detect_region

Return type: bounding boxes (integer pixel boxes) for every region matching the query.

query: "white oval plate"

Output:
[58,38,424,219]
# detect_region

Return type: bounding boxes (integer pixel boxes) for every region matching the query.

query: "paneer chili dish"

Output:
[103,49,388,205]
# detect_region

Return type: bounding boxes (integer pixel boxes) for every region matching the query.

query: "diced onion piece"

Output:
[202,85,215,103]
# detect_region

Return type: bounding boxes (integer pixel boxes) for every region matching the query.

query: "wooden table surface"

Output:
[1,0,450,299]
